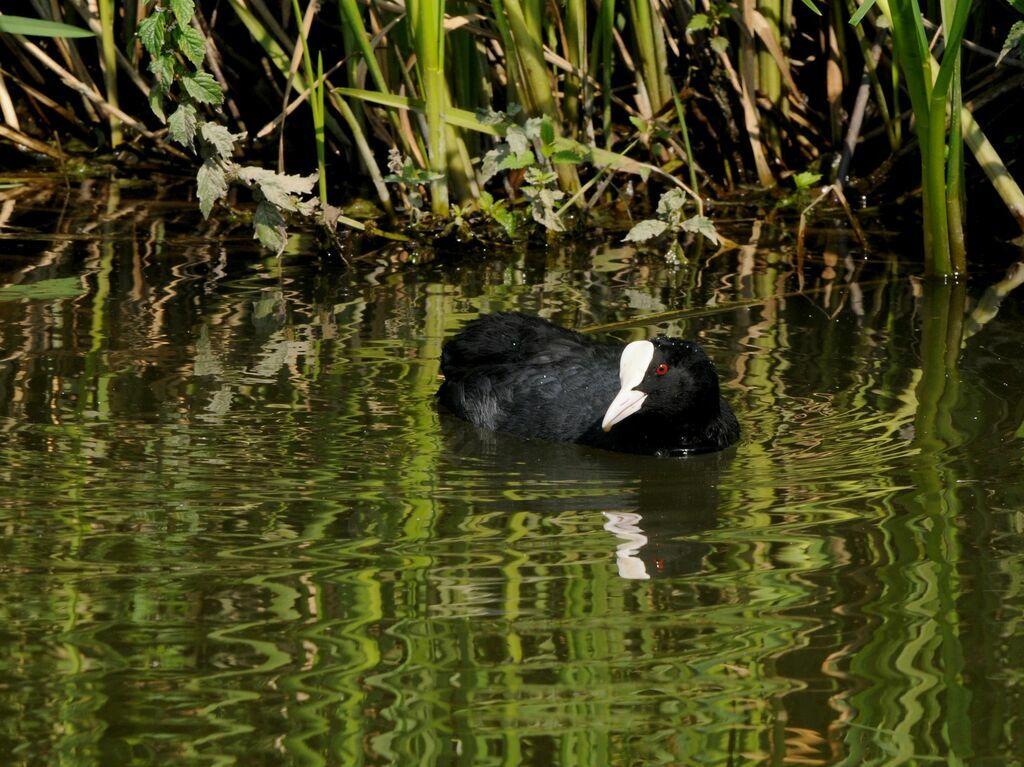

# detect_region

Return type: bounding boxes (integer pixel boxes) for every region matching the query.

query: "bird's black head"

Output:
[601,336,724,433]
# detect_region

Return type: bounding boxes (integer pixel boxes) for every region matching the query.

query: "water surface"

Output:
[1,178,1022,765]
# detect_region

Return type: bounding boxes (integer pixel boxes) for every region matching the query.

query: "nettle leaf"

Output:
[168,103,198,146]
[182,72,223,105]
[710,36,729,53]
[148,83,166,122]
[998,21,1024,67]
[169,0,196,27]
[523,117,545,141]
[524,167,558,187]
[173,24,206,67]
[497,150,536,171]
[479,148,502,184]
[681,214,720,245]
[550,150,584,165]
[292,196,319,218]
[197,158,227,218]
[238,167,317,212]
[540,118,555,146]
[148,53,176,84]
[624,219,670,243]
[687,13,710,32]
[656,188,688,217]
[386,147,405,175]
[474,107,508,127]
[530,188,565,232]
[253,200,287,255]
[793,170,822,189]
[491,204,517,237]
[200,122,239,159]
[137,12,166,56]
[505,125,530,155]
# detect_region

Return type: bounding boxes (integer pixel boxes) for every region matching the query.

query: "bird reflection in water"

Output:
[438,415,734,580]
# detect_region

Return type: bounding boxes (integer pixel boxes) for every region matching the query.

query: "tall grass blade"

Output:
[408,0,449,214]
[0,15,95,37]
[98,0,122,147]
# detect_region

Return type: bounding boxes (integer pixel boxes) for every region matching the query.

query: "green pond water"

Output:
[0,178,1022,766]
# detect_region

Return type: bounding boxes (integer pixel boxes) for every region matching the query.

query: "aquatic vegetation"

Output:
[1,1,1022,270]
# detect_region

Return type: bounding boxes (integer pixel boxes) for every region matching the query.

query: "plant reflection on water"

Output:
[1,177,1023,765]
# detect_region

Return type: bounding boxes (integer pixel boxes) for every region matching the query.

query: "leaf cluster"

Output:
[624,188,719,262]
[476,111,584,234]
[138,1,325,255]
[137,0,223,145]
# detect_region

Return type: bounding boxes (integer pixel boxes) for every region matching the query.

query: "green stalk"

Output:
[337,0,389,92]
[444,8,484,197]
[330,91,394,212]
[336,0,414,154]
[290,0,327,203]
[671,84,699,197]
[226,0,391,211]
[408,0,449,214]
[595,0,616,146]
[497,0,548,114]
[945,54,965,273]
[315,53,327,204]
[757,0,782,155]
[97,0,121,147]
[923,91,951,274]
[876,0,972,276]
[938,0,969,274]
[498,0,581,191]
[845,0,898,150]
[523,0,544,44]
[564,0,587,138]
[489,0,522,108]
[628,0,669,113]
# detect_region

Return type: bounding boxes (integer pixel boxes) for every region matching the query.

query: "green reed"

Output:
[97,0,122,147]
[291,0,328,203]
[863,0,971,276]
[407,0,449,213]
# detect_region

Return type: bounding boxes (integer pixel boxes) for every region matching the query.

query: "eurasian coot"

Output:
[437,312,740,455]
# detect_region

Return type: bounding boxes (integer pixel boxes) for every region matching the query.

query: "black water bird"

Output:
[437,312,740,455]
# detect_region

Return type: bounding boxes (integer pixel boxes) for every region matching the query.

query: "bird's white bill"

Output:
[618,340,654,390]
[601,340,654,431]
[601,388,647,431]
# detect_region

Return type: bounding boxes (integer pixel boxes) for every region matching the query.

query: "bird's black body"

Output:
[437,312,739,455]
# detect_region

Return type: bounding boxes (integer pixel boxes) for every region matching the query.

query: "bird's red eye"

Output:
[655,363,669,376]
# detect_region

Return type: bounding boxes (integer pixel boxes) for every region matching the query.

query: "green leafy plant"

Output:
[136,0,360,254]
[624,189,720,263]
[384,149,444,219]
[478,113,587,234]
[137,2,222,134]
[477,191,519,238]
[793,171,823,190]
